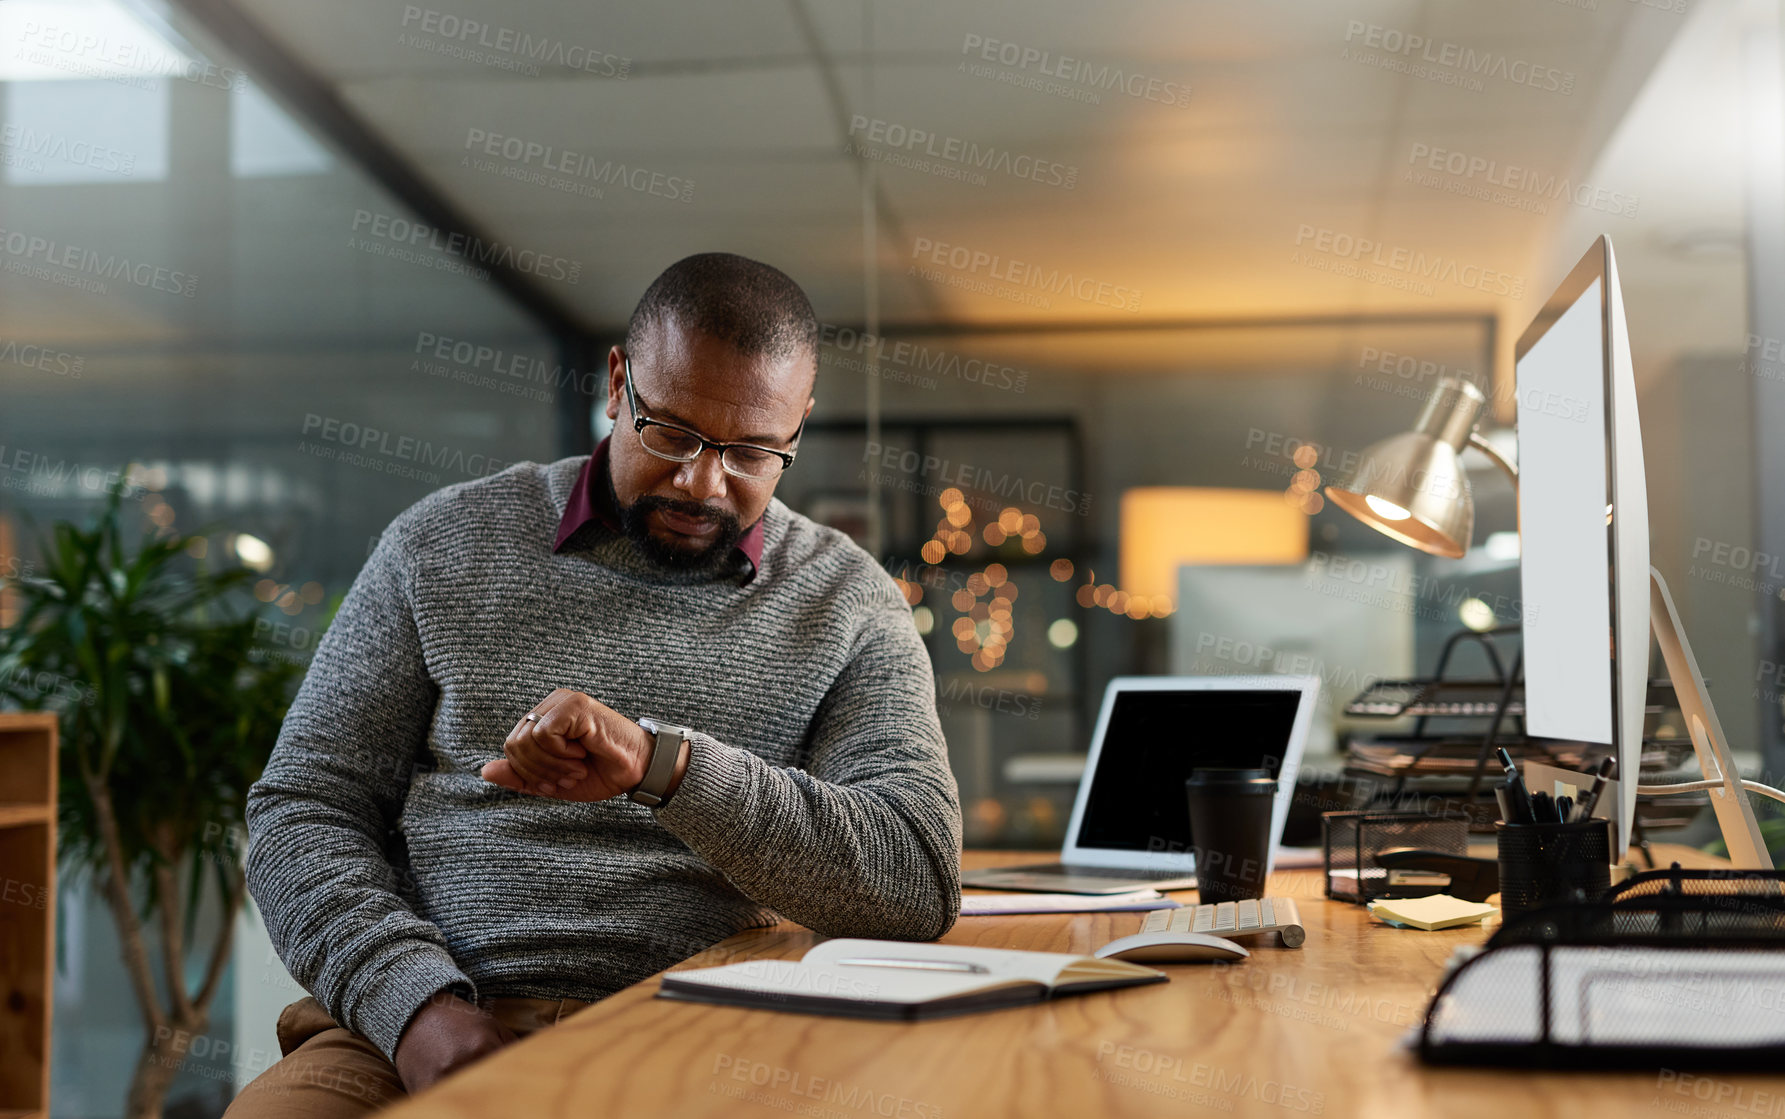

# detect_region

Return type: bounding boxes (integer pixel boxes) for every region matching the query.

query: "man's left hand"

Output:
[481,688,679,802]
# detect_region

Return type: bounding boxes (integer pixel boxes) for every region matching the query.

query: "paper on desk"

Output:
[1367,894,1498,931]
[960,890,1180,916]
[1273,845,1325,869]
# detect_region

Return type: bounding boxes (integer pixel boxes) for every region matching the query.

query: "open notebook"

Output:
[657,938,1167,1020]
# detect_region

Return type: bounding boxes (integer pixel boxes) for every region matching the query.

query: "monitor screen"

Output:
[1073,688,1302,852]
[1517,276,1614,746]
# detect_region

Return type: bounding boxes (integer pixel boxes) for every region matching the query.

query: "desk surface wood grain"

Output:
[384,846,1772,1119]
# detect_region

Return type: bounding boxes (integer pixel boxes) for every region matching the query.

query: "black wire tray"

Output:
[1417,867,1785,1069]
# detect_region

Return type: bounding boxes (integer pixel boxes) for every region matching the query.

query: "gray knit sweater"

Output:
[244,455,962,1061]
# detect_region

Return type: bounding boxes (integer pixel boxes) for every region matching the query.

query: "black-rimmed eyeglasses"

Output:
[622,355,804,480]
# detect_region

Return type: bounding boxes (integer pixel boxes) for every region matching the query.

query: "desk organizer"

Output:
[1322,810,1469,904]
[1417,867,1785,1069]
[1496,818,1612,921]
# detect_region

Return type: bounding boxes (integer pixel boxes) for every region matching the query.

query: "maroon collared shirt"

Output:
[553,436,765,582]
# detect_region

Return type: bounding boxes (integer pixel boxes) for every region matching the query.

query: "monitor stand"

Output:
[1640,568,1775,868]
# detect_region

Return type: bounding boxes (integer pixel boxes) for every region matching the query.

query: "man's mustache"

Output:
[635,495,738,530]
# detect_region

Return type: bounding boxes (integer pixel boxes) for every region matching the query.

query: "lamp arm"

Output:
[1466,432,1520,489]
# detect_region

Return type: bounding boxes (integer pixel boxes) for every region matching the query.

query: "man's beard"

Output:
[602,459,747,572]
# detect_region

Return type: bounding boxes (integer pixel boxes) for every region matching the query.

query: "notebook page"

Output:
[804,938,1089,986]
[663,954,1030,1004]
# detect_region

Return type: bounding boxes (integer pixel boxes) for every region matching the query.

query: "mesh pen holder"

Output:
[1323,810,1470,904]
[1496,819,1612,921]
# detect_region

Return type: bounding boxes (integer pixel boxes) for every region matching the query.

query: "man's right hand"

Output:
[392,991,516,1095]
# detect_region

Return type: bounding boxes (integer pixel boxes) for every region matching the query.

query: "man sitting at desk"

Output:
[229,253,962,1117]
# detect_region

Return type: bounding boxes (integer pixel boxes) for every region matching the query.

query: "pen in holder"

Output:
[1495,817,1612,921]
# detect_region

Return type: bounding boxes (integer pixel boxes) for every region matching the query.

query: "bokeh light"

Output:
[1047,618,1078,648]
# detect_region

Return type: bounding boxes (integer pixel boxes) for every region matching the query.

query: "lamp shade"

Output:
[1324,378,1488,559]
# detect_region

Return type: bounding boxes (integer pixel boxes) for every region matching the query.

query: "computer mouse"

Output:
[1092,932,1250,964]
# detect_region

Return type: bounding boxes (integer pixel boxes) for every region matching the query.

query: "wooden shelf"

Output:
[0,714,54,1115]
[0,805,50,830]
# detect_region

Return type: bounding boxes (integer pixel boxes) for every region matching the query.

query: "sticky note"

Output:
[1367,894,1498,931]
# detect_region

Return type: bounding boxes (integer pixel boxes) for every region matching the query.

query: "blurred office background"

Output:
[1,0,1782,1114]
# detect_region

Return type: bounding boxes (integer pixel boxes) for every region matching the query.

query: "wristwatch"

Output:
[630,718,692,808]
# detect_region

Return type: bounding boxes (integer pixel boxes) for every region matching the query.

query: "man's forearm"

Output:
[245,521,475,1062]
[248,759,479,1060]
[654,733,961,940]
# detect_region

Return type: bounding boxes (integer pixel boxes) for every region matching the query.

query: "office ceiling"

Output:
[0,0,1753,384]
[214,0,1691,343]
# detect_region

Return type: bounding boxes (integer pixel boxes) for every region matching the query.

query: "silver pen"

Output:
[834,957,990,974]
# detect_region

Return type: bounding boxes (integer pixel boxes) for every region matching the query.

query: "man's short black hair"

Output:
[626,252,819,367]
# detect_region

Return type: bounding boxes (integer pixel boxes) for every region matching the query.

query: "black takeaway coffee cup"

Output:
[1185,768,1277,904]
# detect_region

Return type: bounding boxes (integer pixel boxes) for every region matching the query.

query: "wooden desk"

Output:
[386,846,1778,1119]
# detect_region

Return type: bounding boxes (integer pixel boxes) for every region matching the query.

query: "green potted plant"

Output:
[0,474,310,1119]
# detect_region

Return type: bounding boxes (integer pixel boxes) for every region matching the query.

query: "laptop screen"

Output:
[1073,688,1303,852]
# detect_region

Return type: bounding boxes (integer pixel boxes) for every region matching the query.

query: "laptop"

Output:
[960,675,1320,895]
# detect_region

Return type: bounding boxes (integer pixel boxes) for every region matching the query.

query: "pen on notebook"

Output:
[834,958,991,974]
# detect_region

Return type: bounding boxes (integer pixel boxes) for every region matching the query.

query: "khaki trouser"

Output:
[224,995,592,1118]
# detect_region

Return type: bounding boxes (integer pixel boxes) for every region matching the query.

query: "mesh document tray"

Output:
[1323,811,1469,903]
[1417,869,1785,1069]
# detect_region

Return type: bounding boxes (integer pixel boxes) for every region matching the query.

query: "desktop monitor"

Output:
[1514,236,1650,857]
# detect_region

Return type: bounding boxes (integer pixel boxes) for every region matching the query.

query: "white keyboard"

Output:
[1142,897,1305,948]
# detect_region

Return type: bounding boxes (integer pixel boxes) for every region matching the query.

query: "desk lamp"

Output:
[1323,377,1517,559]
